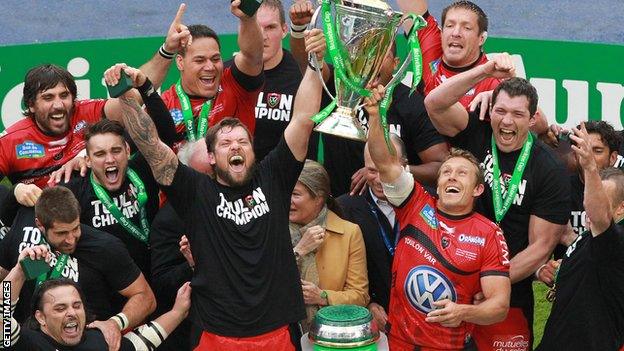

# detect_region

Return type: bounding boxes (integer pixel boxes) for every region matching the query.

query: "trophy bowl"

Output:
[313,0,403,141]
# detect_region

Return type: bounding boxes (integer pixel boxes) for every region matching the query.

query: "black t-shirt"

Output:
[0,207,141,322]
[13,328,137,351]
[554,173,586,260]
[149,203,192,351]
[252,50,302,161]
[162,136,305,337]
[449,112,570,311]
[537,223,624,350]
[62,156,159,276]
[0,184,9,240]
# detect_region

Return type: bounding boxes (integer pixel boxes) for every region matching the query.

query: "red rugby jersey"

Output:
[388,181,510,350]
[161,66,260,151]
[0,99,106,188]
[418,13,500,108]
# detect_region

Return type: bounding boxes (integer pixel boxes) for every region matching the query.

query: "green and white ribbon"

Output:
[175,79,212,142]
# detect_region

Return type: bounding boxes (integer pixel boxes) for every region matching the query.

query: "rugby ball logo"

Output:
[405,266,456,314]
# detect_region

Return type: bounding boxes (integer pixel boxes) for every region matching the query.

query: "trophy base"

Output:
[314,107,367,142]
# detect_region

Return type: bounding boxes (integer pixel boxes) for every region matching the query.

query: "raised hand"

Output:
[482,52,515,79]
[290,1,315,26]
[164,3,191,54]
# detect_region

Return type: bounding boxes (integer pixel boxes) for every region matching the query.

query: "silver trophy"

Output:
[311,0,406,141]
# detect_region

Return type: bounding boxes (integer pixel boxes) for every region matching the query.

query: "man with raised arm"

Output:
[535,124,624,351]
[366,85,510,350]
[425,53,570,350]
[137,1,264,150]
[118,29,326,350]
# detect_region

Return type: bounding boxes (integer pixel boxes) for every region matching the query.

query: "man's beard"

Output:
[214,162,257,188]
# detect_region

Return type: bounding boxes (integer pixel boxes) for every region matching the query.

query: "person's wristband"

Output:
[290,23,307,39]
[320,290,329,305]
[110,312,128,330]
[158,44,175,60]
[136,78,155,97]
[535,264,547,280]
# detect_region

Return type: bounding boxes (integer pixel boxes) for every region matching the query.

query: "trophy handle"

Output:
[308,5,337,101]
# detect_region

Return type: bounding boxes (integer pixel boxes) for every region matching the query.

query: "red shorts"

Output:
[193,325,295,351]
[471,308,531,351]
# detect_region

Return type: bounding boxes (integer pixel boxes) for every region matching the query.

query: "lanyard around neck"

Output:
[175,79,212,142]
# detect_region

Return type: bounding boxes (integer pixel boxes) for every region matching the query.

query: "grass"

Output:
[532,281,553,348]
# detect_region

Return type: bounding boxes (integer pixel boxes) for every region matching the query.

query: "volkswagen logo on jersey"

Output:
[405,265,456,314]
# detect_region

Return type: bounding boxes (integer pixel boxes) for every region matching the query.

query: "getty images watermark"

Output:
[2,281,10,347]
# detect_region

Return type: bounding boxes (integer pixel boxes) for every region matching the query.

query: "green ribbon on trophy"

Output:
[310,0,427,149]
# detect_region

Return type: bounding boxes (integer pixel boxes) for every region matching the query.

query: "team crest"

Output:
[405,266,456,314]
[244,195,256,208]
[267,93,280,108]
[73,120,88,134]
[441,236,450,249]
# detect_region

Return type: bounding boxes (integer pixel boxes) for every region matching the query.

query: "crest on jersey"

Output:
[267,93,280,108]
[441,236,450,249]
[405,265,456,314]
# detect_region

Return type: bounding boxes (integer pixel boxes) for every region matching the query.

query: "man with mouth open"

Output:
[365,85,511,351]
[2,245,192,350]
[425,53,570,350]
[138,1,264,151]
[118,28,326,350]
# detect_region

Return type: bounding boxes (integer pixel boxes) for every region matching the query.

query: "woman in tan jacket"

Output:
[290,160,369,332]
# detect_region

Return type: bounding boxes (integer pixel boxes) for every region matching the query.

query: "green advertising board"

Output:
[1,35,623,131]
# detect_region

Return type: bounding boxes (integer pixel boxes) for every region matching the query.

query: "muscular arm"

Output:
[409,143,448,185]
[367,91,403,184]
[284,67,321,161]
[233,15,264,76]
[118,97,178,186]
[459,275,510,325]
[509,216,564,283]
[118,273,156,329]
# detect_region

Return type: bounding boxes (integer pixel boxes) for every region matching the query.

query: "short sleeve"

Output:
[160,162,203,222]
[530,148,570,224]
[480,227,511,277]
[418,12,443,88]
[448,110,489,155]
[97,232,142,291]
[261,136,304,198]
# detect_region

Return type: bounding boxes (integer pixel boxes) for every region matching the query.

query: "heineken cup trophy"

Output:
[310,0,425,142]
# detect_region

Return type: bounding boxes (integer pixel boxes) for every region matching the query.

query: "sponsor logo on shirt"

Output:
[169,108,184,125]
[255,92,294,122]
[419,204,438,229]
[404,265,456,314]
[216,187,270,225]
[614,153,624,168]
[15,141,45,159]
[491,335,530,351]
[482,152,528,207]
[430,58,441,74]
[73,120,88,134]
[569,210,587,234]
[458,234,486,246]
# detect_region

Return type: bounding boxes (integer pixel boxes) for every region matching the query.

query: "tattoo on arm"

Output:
[119,97,178,185]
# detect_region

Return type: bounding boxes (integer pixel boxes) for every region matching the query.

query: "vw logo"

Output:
[404,266,456,314]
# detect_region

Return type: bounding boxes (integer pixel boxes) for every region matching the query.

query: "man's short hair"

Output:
[600,167,624,205]
[204,117,253,153]
[492,77,539,117]
[577,120,621,154]
[179,25,221,56]
[22,64,77,117]
[35,187,80,230]
[84,119,126,153]
[440,148,484,186]
[260,0,286,25]
[441,1,488,34]
[27,278,93,330]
